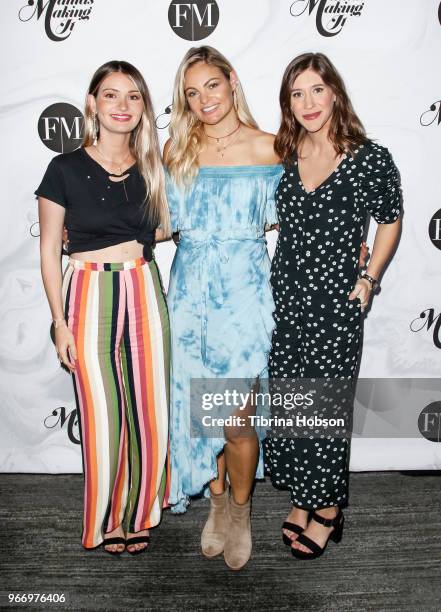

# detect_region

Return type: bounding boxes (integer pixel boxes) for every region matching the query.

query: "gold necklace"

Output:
[94,146,132,175]
[204,123,241,158]
[94,145,133,202]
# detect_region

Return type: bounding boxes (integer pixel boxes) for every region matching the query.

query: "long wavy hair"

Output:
[275,52,367,165]
[165,46,258,186]
[83,60,170,235]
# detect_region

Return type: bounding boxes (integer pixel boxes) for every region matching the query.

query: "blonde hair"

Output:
[83,60,170,236]
[165,46,258,186]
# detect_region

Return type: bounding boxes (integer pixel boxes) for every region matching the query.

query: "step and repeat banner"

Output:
[1,0,440,472]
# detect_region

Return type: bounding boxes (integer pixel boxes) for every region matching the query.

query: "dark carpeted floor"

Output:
[0,472,440,611]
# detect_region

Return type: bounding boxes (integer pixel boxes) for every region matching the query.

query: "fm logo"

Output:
[418,402,441,442]
[38,103,84,153]
[168,1,219,40]
[429,209,441,251]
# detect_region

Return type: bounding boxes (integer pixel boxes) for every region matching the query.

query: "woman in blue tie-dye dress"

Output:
[164,46,282,570]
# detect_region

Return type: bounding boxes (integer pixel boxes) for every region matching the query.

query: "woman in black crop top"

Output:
[36,61,171,555]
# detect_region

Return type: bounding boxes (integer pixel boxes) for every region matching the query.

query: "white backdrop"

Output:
[1,0,440,472]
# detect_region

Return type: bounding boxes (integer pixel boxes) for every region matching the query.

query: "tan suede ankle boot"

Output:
[223,496,252,570]
[201,488,229,558]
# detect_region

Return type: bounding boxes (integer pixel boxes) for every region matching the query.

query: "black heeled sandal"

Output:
[282,521,303,546]
[281,510,311,546]
[290,509,344,560]
[102,536,126,556]
[126,534,150,555]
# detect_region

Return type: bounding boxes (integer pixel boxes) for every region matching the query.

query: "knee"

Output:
[224,427,257,446]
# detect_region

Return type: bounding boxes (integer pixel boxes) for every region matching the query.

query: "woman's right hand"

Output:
[358,241,369,268]
[55,322,77,372]
[62,226,69,252]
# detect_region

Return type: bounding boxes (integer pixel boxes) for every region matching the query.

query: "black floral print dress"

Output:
[265,140,401,509]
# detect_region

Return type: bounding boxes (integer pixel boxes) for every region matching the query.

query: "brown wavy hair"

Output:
[83,60,170,235]
[275,52,367,165]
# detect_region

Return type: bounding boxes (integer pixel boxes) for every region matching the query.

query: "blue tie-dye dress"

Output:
[166,164,283,512]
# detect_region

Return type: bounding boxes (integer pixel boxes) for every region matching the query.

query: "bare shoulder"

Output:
[163,138,172,163]
[247,128,279,164]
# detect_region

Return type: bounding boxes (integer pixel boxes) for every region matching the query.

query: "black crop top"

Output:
[35,147,157,260]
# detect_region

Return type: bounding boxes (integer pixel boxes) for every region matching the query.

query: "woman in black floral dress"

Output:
[265,53,402,559]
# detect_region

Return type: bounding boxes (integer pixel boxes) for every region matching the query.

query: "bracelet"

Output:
[359,273,378,292]
[52,318,67,329]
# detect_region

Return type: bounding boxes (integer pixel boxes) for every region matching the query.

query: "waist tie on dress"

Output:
[178,228,265,368]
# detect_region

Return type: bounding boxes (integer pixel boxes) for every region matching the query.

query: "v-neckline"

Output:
[296,153,347,195]
[80,147,137,177]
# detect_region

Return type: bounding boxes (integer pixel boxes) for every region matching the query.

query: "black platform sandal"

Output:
[102,536,126,556]
[126,535,150,555]
[290,509,344,560]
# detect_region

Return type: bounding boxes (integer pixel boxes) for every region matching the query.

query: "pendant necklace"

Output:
[204,123,241,158]
[94,145,132,202]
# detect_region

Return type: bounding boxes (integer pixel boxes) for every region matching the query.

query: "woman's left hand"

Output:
[349,278,372,313]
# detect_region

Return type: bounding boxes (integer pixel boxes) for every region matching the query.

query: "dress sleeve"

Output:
[360,144,402,224]
[265,167,283,226]
[35,157,67,207]
[165,170,182,233]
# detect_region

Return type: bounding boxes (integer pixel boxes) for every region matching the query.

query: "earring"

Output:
[233,89,238,110]
[92,113,98,143]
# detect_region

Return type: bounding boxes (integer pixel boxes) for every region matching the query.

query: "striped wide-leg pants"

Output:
[62,257,170,549]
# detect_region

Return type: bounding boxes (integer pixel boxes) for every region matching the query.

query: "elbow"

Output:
[40,239,62,263]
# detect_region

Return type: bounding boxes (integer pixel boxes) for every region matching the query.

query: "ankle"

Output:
[231,496,250,506]
[211,487,228,498]
[210,482,226,495]
[290,506,309,516]
[126,528,149,536]
[104,524,123,537]
[315,506,339,520]
[230,490,251,506]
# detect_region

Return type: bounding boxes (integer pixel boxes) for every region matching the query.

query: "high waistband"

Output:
[179,228,265,245]
[68,257,148,271]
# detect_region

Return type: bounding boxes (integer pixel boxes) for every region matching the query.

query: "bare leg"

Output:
[224,385,259,504]
[224,435,258,503]
[209,451,226,495]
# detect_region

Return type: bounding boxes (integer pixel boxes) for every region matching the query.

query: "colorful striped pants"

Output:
[62,257,170,548]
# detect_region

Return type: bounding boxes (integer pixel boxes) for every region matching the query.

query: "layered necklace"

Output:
[204,122,241,158]
[94,145,133,202]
